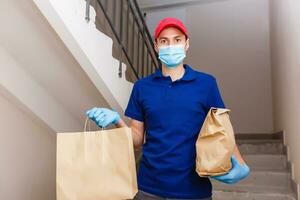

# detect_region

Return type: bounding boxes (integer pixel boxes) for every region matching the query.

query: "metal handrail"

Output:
[86,0,159,81]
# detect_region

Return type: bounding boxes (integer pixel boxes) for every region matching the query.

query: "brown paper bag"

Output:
[56,118,138,200]
[195,107,236,177]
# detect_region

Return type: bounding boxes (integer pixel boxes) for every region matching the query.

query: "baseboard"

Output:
[287,158,299,200]
[291,179,299,200]
[283,130,299,200]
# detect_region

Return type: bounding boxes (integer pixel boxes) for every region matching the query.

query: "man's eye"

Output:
[176,39,181,42]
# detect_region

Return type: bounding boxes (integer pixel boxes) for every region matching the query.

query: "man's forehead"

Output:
[157,27,185,39]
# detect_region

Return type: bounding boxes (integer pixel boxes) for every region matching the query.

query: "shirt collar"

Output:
[152,64,197,81]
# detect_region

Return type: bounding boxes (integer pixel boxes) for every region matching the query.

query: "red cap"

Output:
[154,17,188,40]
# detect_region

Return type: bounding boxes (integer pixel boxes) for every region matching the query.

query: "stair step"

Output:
[237,139,283,144]
[243,154,287,170]
[212,181,293,197]
[237,139,284,154]
[211,170,291,189]
[212,138,297,199]
[213,190,296,200]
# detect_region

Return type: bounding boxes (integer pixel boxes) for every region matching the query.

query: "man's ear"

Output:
[185,38,190,51]
[154,41,159,53]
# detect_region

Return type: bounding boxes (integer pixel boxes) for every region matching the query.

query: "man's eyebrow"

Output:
[158,37,169,40]
[158,35,183,40]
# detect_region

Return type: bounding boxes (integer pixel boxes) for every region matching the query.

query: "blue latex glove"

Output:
[85,107,121,128]
[211,155,250,184]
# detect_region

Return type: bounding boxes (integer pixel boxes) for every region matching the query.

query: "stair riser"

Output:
[243,155,287,170]
[212,184,293,194]
[213,191,295,200]
[212,172,290,188]
[238,143,284,154]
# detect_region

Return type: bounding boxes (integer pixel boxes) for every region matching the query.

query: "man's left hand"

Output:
[211,155,250,184]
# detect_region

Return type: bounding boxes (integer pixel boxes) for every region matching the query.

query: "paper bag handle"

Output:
[84,117,104,132]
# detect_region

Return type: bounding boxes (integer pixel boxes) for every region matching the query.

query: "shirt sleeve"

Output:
[124,81,145,122]
[207,77,226,111]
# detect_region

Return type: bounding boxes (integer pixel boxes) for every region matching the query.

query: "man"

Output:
[86,18,250,200]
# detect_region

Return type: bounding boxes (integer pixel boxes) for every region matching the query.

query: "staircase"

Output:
[31,0,160,130]
[212,138,297,200]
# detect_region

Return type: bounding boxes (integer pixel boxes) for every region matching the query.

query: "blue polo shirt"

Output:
[124,64,226,199]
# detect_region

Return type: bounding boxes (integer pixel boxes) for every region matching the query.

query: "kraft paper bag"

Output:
[56,118,138,200]
[196,107,236,177]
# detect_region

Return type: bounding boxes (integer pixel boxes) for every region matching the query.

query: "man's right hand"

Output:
[85,107,121,128]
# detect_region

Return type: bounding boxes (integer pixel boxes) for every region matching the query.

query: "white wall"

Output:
[33,0,134,113]
[0,0,115,133]
[142,0,273,134]
[0,0,133,198]
[269,0,300,193]
[0,90,56,200]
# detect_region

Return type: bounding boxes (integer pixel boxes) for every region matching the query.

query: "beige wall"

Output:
[186,0,273,134]
[269,0,300,189]
[143,0,273,134]
[0,90,56,200]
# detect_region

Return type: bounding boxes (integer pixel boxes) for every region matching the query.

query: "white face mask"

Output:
[158,44,186,68]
